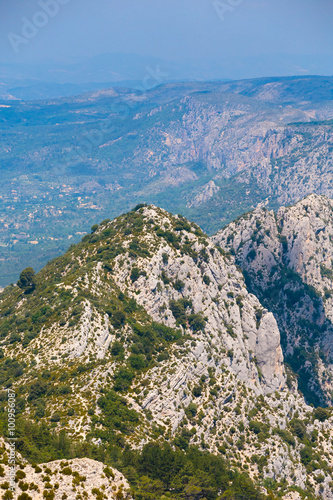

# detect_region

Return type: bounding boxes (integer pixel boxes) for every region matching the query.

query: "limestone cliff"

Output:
[213,194,333,406]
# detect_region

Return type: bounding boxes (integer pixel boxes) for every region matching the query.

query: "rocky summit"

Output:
[1,201,333,499]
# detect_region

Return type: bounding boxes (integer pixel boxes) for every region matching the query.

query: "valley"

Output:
[1,76,333,286]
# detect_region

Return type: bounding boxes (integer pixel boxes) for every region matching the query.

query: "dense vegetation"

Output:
[0,416,266,500]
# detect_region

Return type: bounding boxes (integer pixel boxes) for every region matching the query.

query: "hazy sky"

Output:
[0,0,332,78]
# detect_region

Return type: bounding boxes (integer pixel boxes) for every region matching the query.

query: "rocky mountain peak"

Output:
[2,203,333,499]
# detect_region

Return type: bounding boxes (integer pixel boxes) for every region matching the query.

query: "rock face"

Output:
[2,204,333,499]
[0,439,132,500]
[213,194,333,406]
[255,312,284,394]
[110,205,285,397]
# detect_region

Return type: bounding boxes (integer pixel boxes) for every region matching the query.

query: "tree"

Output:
[222,473,265,499]
[28,380,48,401]
[130,267,140,282]
[135,476,164,500]
[300,446,313,465]
[188,313,206,333]
[17,267,36,293]
[314,407,331,422]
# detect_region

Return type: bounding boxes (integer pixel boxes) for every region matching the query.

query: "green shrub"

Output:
[169,299,192,328]
[193,386,202,397]
[28,380,48,401]
[300,446,313,465]
[50,412,61,422]
[110,341,125,358]
[173,280,185,291]
[109,310,126,329]
[290,419,307,439]
[60,467,72,475]
[227,325,236,338]
[18,482,29,492]
[3,491,13,500]
[161,270,170,285]
[18,493,32,500]
[57,385,71,395]
[128,354,146,370]
[249,421,269,436]
[174,218,191,232]
[203,275,211,285]
[273,428,295,447]
[103,467,114,479]
[314,407,331,422]
[97,390,140,435]
[132,203,147,212]
[113,368,135,392]
[9,333,21,344]
[185,403,197,418]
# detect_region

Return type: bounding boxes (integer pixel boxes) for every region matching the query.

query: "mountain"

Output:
[2,53,333,86]
[1,204,333,499]
[214,194,333,407]
[1,76,333,286]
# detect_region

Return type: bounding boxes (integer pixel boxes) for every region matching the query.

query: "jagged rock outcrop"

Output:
[213,194,333,405]
[0,438,132,500]
[109,205,285,396]
[187,180,220,207]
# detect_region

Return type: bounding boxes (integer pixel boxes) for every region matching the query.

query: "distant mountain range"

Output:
[0,52,220,100]
[1,51,332,100]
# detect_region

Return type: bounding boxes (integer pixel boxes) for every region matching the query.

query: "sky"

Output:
[0,0,332,80]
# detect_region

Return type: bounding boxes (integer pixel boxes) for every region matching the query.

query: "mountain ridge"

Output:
[1,200,333,498]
